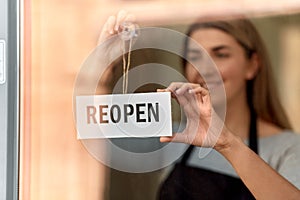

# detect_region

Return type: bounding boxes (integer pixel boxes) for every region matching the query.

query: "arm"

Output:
[218,130,300,200]
[160,83,300,200]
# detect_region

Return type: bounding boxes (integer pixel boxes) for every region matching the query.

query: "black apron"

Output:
[158,111,257,200]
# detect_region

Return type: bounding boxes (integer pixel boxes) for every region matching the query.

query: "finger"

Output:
[169,82,201,95]
[173,83,199,110]
[174,83,192,95]
[160,133,193,144]
[157,88,167,92]
[160,136,173,143]
[189,86,209,96]
[186,86,208,106]
[97,22,108,45]
[177,85,197,112]
[156,89,174,100]
[174,85,205,125]
[169,83,189,104]
[162,89,179,103]
[184,92,201,117]
[166,82,184,93]
[191,86,211,113]
[115,10,127,31]
[174,90,190,107]
[166,83,191,113]
[166,82,200,106]
[165,82,182,102]
[177,83,202,93]
[107,15,117,35]
[98,15,115,45]
[125,14,136,23]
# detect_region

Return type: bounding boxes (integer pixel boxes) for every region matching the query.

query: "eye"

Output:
[186,49,203,62]
[215,52,230,58]
[188,55,202,62]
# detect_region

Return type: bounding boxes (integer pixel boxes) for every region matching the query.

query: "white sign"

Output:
[76,92,172,139]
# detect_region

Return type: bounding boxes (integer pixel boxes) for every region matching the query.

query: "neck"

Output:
[225,94,251,140]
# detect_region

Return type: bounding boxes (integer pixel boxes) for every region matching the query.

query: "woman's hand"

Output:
[159,82,229,150]
[97,10,136,45]
[95,10,136,93]
[97,10,136,62]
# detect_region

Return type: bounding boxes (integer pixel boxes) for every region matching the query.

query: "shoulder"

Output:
[277,131,300,152]
[259,130,300,188]
[258,130,300,166]
[259,130,300,151]
[263,129,300,138]
[257,118,286,138]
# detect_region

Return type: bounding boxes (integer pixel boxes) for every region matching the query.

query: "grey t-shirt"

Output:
[187,131,300,188]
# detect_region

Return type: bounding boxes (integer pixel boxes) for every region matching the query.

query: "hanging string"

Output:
[121,38,133,94]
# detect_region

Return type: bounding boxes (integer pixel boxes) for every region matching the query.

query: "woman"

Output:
[158,18,300,199]
[99,11,300,199]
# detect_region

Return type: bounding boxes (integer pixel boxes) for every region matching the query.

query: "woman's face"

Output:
[185,28,256,105]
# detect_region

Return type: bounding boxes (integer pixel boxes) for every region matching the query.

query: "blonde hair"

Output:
[184,18,292,130]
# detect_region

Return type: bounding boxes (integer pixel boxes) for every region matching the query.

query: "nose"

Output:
[187,65,217,84]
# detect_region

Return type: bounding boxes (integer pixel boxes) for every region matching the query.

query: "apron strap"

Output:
[249,108,258,154]
[180,145,195,165]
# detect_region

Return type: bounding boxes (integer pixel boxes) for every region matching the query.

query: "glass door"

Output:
[18,1,300,200]
[0,0,19,199]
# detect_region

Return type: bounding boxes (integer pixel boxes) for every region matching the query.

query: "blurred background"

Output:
[20,0,300,199]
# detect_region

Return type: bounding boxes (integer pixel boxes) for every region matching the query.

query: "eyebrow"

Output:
[187,45,230,54]
[186,48,202,54]
[212,45,230,51]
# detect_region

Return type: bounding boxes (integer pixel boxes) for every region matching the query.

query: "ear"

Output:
[245,53,260,80]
